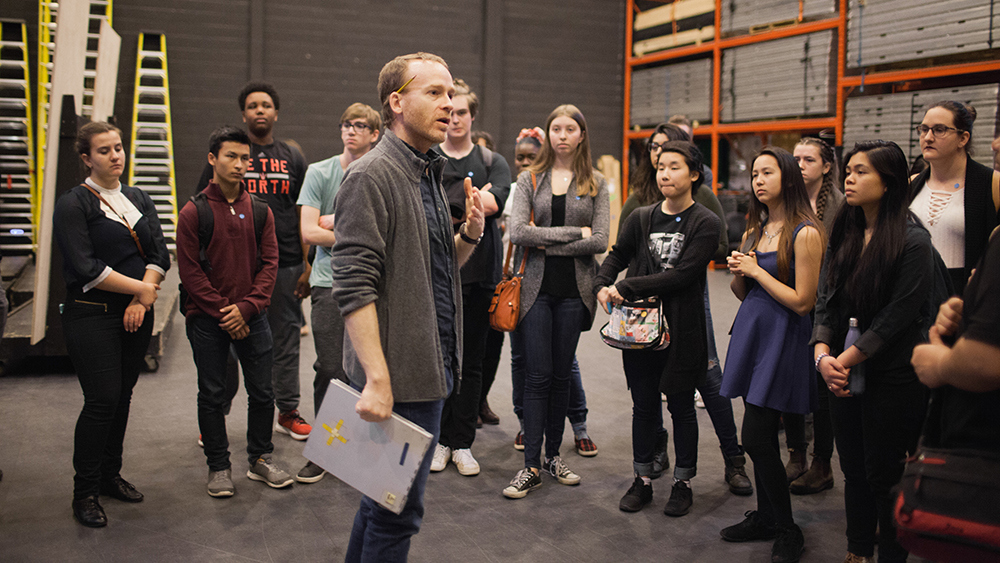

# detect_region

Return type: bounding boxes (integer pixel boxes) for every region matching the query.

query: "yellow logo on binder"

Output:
[323,420,348,446]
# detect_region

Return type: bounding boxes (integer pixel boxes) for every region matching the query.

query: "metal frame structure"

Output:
[622,0,1000,196]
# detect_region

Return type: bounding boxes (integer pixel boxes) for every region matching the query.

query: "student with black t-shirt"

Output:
[196,83,311,443]
[595,141,720,516]
[912,226,1000,451]
[430,79,511,477]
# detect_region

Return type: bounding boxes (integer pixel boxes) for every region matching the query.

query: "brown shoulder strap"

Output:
[83,184,146,259]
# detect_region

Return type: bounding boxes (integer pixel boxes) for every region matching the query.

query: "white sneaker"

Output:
[430,444,451,472]
[451,448,481,476]
[695,390,706,409]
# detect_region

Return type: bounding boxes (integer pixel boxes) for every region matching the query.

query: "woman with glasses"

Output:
[502,105,609,499]
[619,123,752,496]
[909,101,1000,293]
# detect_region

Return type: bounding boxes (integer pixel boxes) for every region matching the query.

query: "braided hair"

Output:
[796,137,838,222]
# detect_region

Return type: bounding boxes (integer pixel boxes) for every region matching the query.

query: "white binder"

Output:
[303,379,433,514]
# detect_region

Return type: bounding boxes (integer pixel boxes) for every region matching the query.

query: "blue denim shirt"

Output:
[405,142,457,395]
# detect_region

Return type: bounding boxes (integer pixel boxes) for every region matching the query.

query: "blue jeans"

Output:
[345,395,445,563]
[187,312,275,471]
[515,293,588,469]
[511,345,588,426]
[269,263,304,413]
[698,285,742,459]
[622,348,698,480]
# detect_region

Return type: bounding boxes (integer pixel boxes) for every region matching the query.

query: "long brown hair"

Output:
[795,137,839,221]
[528,104,599,198]
[741,146,824,283]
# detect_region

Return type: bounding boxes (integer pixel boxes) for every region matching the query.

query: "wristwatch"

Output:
[459,224,482,245]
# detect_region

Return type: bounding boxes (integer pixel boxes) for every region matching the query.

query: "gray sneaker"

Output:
[295,461,326,484]
[207,468,235,497]
[247,457,293,489]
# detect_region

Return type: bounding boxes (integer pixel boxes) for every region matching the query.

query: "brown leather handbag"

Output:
[488,173,536,332]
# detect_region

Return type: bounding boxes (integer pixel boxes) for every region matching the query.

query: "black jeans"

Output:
[784,372,835,458]
[622,348,698,479]
[742,402,795,528]
[187,312,275,471]
[63,298,153,499]
[830,377,927,561]
[480,327,504,406]
[439,284,492,449]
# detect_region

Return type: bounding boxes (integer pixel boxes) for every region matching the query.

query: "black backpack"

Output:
[178,192,269,313]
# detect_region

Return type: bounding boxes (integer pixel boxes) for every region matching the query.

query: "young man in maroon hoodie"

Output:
[178,126,292,497]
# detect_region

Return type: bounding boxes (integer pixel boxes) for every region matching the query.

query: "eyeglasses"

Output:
[915,124,960,137]
[649,142,667,152]
[341,121,372,132]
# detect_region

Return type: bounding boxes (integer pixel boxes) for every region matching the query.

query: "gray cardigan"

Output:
[331,130,463,402]
[509,169,610,328]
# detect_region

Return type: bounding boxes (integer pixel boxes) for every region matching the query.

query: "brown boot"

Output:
[790,455,834,495]
[479,399,500,425]
[784,447,807,483]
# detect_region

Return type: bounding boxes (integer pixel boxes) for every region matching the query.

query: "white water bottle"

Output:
[843,317,866,395]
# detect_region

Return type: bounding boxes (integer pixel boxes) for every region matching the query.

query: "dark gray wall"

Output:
[8,0,624,203]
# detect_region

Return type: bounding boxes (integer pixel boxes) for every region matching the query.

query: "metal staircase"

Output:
[128,32,178,249]
[0,20,35,256]
[36,0,113,241]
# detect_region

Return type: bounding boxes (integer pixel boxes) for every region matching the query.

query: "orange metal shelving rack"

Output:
[622,0,1000,197]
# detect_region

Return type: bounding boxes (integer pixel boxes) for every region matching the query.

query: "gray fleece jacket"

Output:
[509,169,610,329]
[331,130,463,402]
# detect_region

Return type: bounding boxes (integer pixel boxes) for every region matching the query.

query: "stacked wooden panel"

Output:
[843,83,999,168]
[721,0,836,35]
[630,58,712,128]
[847,0,998,68]
[720,30,836,122]
[632,0,716,57]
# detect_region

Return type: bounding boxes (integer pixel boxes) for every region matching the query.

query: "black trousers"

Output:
[439,284,492,449]
[830,377,927,561]
[63,298,153,499]
[784,372,835,458]
[742,402,795,528]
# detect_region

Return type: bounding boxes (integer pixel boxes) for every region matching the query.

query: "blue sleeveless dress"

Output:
[721,222,817,415]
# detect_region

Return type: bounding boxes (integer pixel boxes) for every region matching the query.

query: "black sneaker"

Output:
[619,477,653,512]
[502,468,542,499]
[771,524,805,563]
[721,510,779,542]
[662,480,693,517]
[650,430,670,479]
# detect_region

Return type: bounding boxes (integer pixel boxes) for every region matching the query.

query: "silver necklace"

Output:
[763,227,782,244]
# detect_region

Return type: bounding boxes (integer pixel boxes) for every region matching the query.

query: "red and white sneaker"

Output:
[275,410,312,440]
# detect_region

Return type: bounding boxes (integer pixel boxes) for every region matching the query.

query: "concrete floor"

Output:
[0,270,926,562]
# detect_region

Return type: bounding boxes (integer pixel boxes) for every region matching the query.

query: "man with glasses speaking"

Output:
[293,103,381,484]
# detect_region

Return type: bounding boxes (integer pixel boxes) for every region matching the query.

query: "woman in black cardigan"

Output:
[909,101,1000,293]
[814,140,936,563]
[55,121,170,527]
[595,141,720,516]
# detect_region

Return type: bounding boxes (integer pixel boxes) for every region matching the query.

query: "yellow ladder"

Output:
[36,0,113,242]
[0,20,35,256]
[128,33,178,249]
